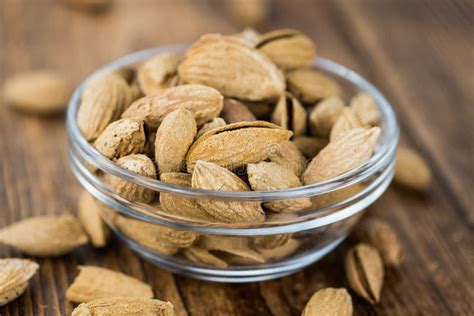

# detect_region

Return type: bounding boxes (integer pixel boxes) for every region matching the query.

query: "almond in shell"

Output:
[350,92,381,126]
[78,191,111,248]
[221,98,257,123]
[196,117,227,138]
[292,136,328,158]
[72,297,175,316]
[198,235,265,265]
[271,93,307,136]
[394,147,431,191]
[287,68,341,104]
[0,258,39,306]
[268,140,307,177]
[137,52,181,95]
[309,96,346,137]
[183,247,228,269]
[302,288,353,316]
[330,107,363,142]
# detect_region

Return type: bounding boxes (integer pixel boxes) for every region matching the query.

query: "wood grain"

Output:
[1,0,473,315]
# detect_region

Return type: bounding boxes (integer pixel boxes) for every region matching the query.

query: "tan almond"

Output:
[66,266,153,303]
[78,191,111,248]
[77,71,132,140]
[253,234,291,250]
[350,92,381,126]
[199,236,265,265]
[93,118,146,160]
[192,160,265,223]
[303,127,381,185]
[159,172,211,221]
[345,243,384,304]
[114,215,178,255]
[122,84,223,129]
[234,27,261,46]
[183,247,229,269]
[356,218,402,267]
[3,70,70,114]
[330,108,363,142]
[269,140,307,177]
[0,215,87,256]
[258,238,300,261]
[287,68,342,104]
[104,154,156,203]
[394,147,432,191]
[247,162,311,212]
[309,96,346,137]
[302,288,353,316]
[155,108,197,173]
[221,98,257,123]
[186,121,292,171]
[292,136,328,158]
[72,297,175,316]
[0,259,39,306]
[137,52,181,95]
[256,29,316,70]
[271,93,307,136]
[178,34,285,101]
[311,183,365,208]
[196,117,227,138]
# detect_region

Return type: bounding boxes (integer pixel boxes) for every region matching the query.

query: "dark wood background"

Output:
[1,0,473,315]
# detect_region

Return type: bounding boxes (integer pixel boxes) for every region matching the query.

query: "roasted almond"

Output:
[186,121,292,171]
[271,93,307,136]
[0,215,87,256]
[137,52,181,95]
[350,92,381,126]
[0,258,39,306]
[268,140,307,177]
[256,29,316,70]
[178,34,285,101]
[66,265,153,303]
[221,98,257,123]
[303,127,381,185]
[247,162,311,212]
[122,84,223,129]
[72,297,175,316]
[78,191,111,248]
[309,96,346,137]
[192,160,265,223]
[394,147,432,191]
[155,108,197,173]
[287,68,342,104]
[302,288,353,316]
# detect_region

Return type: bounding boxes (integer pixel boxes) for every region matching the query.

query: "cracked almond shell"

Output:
[72,297,175,316]
[271,93,307,136]
[0,258,39,306]
[122,84,223,129]
[178,34,285,101]
[186,121,292,171]
[191,160,265,223]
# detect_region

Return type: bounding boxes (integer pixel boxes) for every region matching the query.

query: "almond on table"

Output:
[0,259,39,306]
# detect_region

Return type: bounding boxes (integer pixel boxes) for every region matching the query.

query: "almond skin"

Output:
[66,266,154,303]
[178,34,285,101]
[122,84,223,129]
[191,160,265,223]
[0,215,88,256]
[0,258,39,307]
[72,297,175,316]
[155,108,197,173]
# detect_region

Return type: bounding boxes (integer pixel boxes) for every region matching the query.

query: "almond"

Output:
[137,52,181,95]
[268,140,307,177]
[72,297,175,316]
[183,247,229,269]
[178,34,285,101]
[258,238,300,261]
[196,117,227,138]
[302,288,353,316]
[0,215,87,256]
[221,98,257,123]
[350,92,381,126]
[330,107,363,142]
[394,147,432,191]
[122,84,223,129]
[199,236,265,265]
[271,93,307,136]
[292,136,328,158]
[309,96,346,137]
[191,160,265,223]
[66,266,153,303]
[287,68,341,104]
[186,121,292,171]
[77,191,111,248]
[0,258,39,306]
[252,234,291,250]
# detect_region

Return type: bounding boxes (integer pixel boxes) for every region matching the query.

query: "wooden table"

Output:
[1,0,473,315]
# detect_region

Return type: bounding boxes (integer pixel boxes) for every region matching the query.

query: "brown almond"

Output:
[0,215,88,256]
[0,259,39,306]
[302,288,353,316]
[287,68,342,104]
[155,108,197,173]
[197,117,227,138]
[93,118,146,160]
[192,160,265,223]
[247,162,311,212]
[253,234,291,250]
[245,100,274,119]
[357,218,402,267]
[178,34,285,101]
[309,96,346,137]
[350,92,381,126]
[221,98,257,123]
[258,238,300,261]
[183,247,229,269]
[77,71,132,140]
[3,70,70,114]
[269,141,307,177]
[330,107,363,142]
[271,93,307,136]
[159,172,211,221]
[186,121,292,171]
[72,297,175,316]
[199,236,265,265]
[303,127,381,185]
[66,266,153,303]
[345,243,384,304]
[104,154,156,203]
[394,147,432,191]
[77,191,111,248]
[137,52,181,95]
[122,84,223,129]
[292,136,328,158]
[256,29,316,70]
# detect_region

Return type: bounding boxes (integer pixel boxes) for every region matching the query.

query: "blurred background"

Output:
[0,1,473,315]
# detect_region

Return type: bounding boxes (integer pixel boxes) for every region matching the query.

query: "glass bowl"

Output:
[66,45,399,283]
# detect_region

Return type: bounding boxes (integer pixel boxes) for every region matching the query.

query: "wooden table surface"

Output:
[1,0,473,315]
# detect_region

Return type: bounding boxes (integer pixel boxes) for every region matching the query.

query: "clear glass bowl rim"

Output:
[66,44,399,201]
